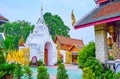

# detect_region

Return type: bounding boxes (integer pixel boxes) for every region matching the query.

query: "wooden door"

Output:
[44,49,48,65]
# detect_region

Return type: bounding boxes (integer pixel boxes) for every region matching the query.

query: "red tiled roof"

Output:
[94,2,120,18]
[0,15,8,21]
[55,35,84,46]
[74,1,120,29]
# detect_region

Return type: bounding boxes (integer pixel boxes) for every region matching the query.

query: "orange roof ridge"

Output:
[56,35,83,41]
[55,35,84,46]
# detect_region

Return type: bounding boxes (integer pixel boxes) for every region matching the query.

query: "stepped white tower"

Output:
[25,8,57,65]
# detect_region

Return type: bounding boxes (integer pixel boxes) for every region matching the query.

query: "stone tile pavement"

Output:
[32,64,81,79]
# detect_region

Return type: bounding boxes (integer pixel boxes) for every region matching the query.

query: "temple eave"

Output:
[74,16,120,29]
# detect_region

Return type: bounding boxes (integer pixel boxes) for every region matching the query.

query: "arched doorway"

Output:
[32,56,37,65]
[44,42,53,65]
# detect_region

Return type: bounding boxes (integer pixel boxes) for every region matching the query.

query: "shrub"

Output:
[108,55,113,60]
[102,69,115,79]
[57,59,62,65]
[78,42,116,79]
[29,61,32,66]
[0,63,15,78]
[38,59,44,66]
[84,57,103,78]
[82,67,95,79]
[57,64,69,79]
[37,65,49,79]
[0,50,5,65]
[115,72,120,79]
[23,66,32,79]
[14,64,23,79]
[78,42,95,68]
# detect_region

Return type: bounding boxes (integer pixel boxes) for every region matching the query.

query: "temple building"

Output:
[0,15,8,40]
[54,35,84,64]
[24,8,57,65]
[74,0,120,63]
[0,15,8,47]
[0,15,8,25]
[66,44,83,64]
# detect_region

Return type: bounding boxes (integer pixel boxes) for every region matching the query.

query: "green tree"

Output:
[0,20,34,49]
[37,65,49,79]
[3,36,14,50]
[57,64,69,79]
[44,12,70,40]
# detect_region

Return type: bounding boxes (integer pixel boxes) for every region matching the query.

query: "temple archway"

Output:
[25,8,57,66]
[44,42,53,65]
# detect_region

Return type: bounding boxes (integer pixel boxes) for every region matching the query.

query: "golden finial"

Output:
[71,10,76,26]
[18,36,24,46]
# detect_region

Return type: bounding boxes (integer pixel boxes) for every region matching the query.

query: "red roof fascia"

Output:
[74,16,120,29]
[95,0,108,4]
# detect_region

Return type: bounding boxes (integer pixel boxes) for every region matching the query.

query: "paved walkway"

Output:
[32,64,81,79]
[47,64,81,79]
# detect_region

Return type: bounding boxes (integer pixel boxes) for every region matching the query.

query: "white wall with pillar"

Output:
[94,24,108,63]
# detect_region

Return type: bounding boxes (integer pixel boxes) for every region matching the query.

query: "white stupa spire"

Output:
[37,7,44,24]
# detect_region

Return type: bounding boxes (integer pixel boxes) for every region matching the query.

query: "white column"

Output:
[94,24,108,63]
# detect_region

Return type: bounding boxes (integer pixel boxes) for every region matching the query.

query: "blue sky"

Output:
[0,0,96,44]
